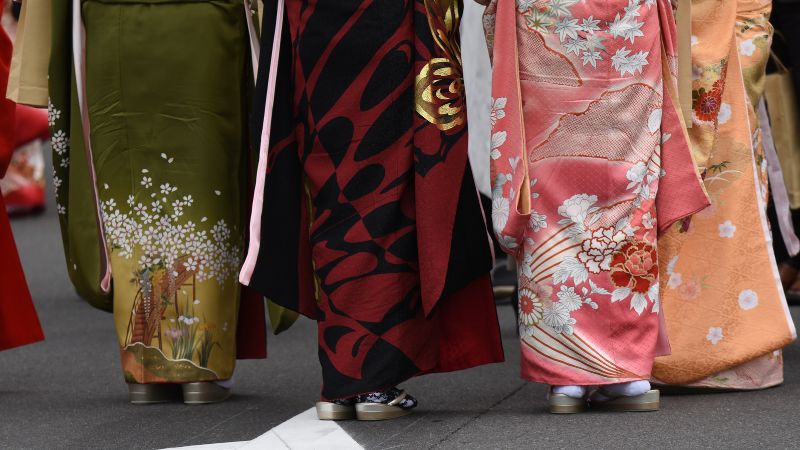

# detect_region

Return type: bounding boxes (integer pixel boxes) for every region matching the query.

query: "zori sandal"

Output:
[127,383,181,405]
[589,389,660,412]
[354,388,417,421]
[316,399,357,421]
[547,389,586,414]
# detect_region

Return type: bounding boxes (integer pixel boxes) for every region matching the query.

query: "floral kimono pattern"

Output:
[43,0,266,384]
[486,0,708,385]
[653,0,797,388]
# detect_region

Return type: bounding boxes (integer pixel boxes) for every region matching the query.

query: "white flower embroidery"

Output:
[718,103,732,124]
[642,212,655,230]
[516,0,535,13]
[543,301,576,335]
[490,131,507,160]
[141,176,153,189]
[738,289,759,311]
[626,162,648,190]
[582,50,603,68]
[706,327,724,345]
[557,286,583,311]
[611,47,649,76]
[554,17,581,42]
[492,193,510,234]
[608,13,644,44]
[557,193,598,225]
[530,211,548,232]
[48,98,61,127]
[739,39,756,57]
[718,220,736,238]
[548,0,579,17]
[499,235,519,250]
[51,130,69,155]
[490,97,507,127]
[577,227,626,273]
[667,272,683,289]
[581,16,601,33]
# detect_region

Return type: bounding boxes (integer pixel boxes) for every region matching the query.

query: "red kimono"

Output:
[0,9,44,352]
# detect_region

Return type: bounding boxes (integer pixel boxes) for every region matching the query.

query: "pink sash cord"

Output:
[239,0,285,285]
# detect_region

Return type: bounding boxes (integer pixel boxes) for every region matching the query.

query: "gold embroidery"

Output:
[415,0,466,133]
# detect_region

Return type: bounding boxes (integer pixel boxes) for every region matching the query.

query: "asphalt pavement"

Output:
[2,159,800,450]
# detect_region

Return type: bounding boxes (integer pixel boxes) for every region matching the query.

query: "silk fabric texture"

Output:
[653,0,797,389]
[42,0,267,383]
[485,0,709,385]
[0,1,44,352]
[243,0,504,400]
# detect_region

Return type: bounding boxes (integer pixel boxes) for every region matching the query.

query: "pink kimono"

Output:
[485,0,709,385]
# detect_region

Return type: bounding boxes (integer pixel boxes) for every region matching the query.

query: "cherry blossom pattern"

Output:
[101,168,240,287]
[738,289,759,311]
[706,327,724,345]
[48,97,69,215]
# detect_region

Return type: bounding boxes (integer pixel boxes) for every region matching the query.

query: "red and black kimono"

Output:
[241,0,504,400]
[0,4,44,352]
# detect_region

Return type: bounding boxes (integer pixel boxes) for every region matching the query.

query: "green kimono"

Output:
[50,0,255,383]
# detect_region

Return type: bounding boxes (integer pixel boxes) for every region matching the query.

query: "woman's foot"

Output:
[547,385,587,414]
[127,383,181,405]
[182,382,231,405]
[589,380,660,412]
[316,387,417,421]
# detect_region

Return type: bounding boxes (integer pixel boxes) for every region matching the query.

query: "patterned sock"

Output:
[551,385,587,398]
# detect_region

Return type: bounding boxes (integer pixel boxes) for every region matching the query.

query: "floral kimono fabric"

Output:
[653,0,797,389]
[242,0,504,400]
[56,0,258,383]
[486,0,708,386]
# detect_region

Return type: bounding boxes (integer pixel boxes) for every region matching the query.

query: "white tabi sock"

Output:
[602,380,650,397]
[551,385,587,399]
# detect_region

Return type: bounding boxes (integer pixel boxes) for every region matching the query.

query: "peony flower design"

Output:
[738,289,759,311]
[518,288,544,326]
[609,240,658,294]
[578,227,626,274]
[718,220,736,238]
[706,327,724,345]
[558,193,598,226]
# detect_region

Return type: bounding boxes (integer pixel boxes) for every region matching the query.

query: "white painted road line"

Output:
[164,408,363,450]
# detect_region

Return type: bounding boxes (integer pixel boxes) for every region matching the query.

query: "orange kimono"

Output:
[653,0,796,389]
